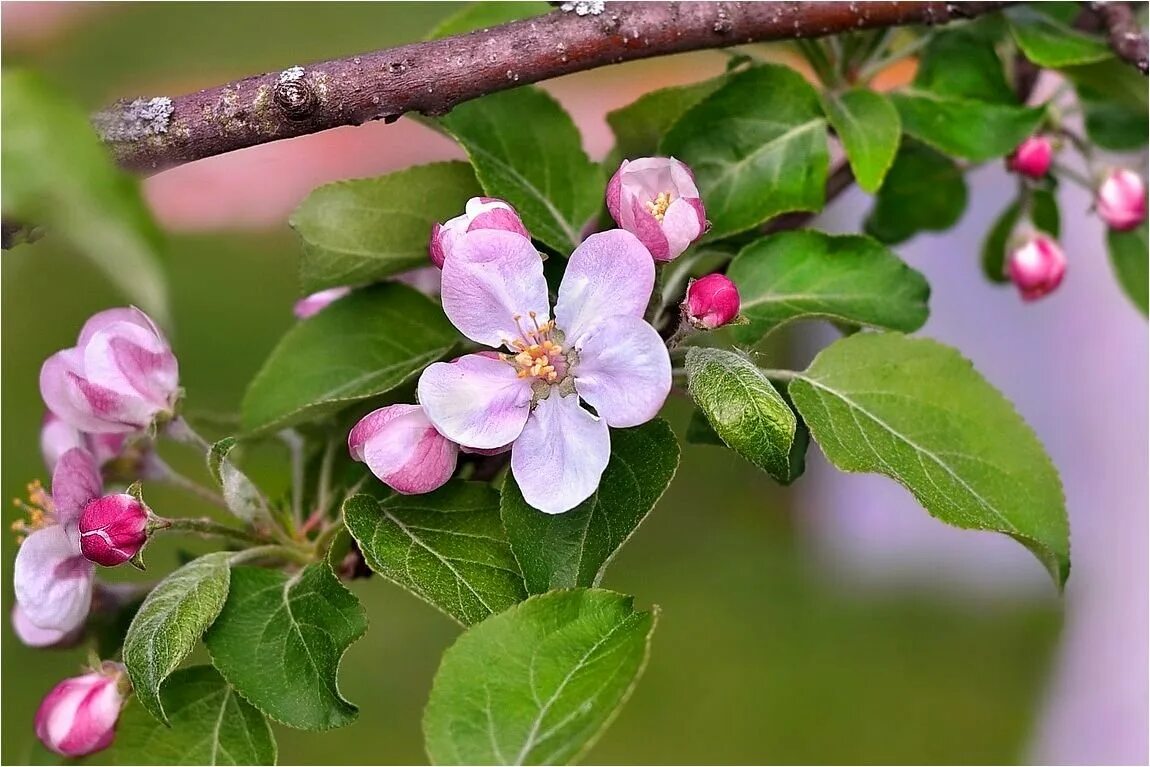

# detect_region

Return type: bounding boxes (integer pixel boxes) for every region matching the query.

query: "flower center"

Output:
[645,191,672,221]
[11,480,55,543]
[506,312,571,384]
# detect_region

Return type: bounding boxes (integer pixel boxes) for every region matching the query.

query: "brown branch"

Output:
[97,1,1012,174]
[1089,2,1149,74]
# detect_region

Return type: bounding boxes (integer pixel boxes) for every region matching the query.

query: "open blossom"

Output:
[36,663,126,757]
[13,448,102,635]
[40,307,179,434]
[79,494,150,567]
[1006,136,1054,179]
[1008,232,1066,301]
[684,274,741,329]
[1096,168,1147,231]
[349,404,458,494]
[429,197,530,268]
[418,229,671,514]
[606,157,707,262]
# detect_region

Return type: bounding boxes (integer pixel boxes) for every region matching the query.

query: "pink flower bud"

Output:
[1096,168,1147,231]
[40,308,179,434]
[349,404,458,494]
[429,197,530,268]
[79,494,149,567]
[1008,233,1066,301]
[1006,136,1054,179]
[684,273,741,329]
[293,286,351,319]
[606,157,707,261]
[35,665,125,757]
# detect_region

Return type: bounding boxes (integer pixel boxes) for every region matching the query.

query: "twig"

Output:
[93,1,1012,174]
[1090,2,1149,75]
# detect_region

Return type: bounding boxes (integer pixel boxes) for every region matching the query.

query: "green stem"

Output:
[152,459,229,509]
[759,368,800,382]
[280,429,306,528]
[857,32,933,83]
[312,516,345,558]
[164,416,212,452]
[156,516,268,545]
[1052,161,1096,190]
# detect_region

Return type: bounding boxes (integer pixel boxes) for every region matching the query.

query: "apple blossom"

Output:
[418,228,671,514]
[1008,232,1066,301]
[35,663,126,757]
[40,411,126,474]
[429,196,530,268]
[1006,136,1054,179]
[349,404,458,494]
[606,157,707,261]
[1096,168,1147,231]
[12,447,101,635]
[79,493,150,567]
[40,307,180,434]
[11,605,83,649]
[684,273,741,329]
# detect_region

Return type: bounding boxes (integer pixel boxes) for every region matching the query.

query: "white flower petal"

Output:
[573,315,672,428]
[418,354,533,449]
[554,230,655,344]
[13,526,93,634]
[510,393,610,514]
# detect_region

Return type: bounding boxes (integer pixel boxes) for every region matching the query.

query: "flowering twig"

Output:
[1090,1,1149,75]
[94,1,1011,174]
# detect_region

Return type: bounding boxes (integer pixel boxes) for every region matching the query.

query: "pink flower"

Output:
[35,664,125,757]
[11,605,83,649]
[1096,168,1147,231]
[1006,136,1054,179]
[606,157,707,262]
[349,404,458,494]
[79,494,150,567]
[40,308,179,434]
[418,229,671,514]
[429,197,530,268]
[684,274,741,329]
[293,287,352,319]
[1008,233,1067,301]
[40,411,132,475]
[13,448,101,635]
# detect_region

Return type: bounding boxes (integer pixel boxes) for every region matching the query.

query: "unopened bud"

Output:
[1008,233,1066,302]
[429,197,529,268]
[1096,168,1147,231]
[684,273,741,329]
[78,494,150,567]
[35,663,126,757]
[1006,136,1054,180]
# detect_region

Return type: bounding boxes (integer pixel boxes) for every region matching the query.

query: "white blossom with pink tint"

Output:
[349,404,458,494]
[1008,232,1067,302]
[40,307,179,434]
[606,157,707,262]
[40,411,129,475]
[418,229,671,514]
[429,196,530,268]
[13,448,101,635]
[293,287,352,319]
[1096,168,1147,231]
[11,604,82,649]
[35,663,125,757]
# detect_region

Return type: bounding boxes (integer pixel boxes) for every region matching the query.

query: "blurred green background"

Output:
[2,4,1061,764]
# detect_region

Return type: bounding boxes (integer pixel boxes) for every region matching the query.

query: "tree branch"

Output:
[1090,1,1149,75]
[96,1,1011,174]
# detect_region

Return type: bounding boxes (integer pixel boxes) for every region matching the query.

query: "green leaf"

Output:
[606,77,724,161]
[1006,5,1112,68]
[1108,223,1148,315]
[661,64,829,239]
[789,333,1070,587]
[821,89,901,193]
[865,141,968,245]
[207,438,272,525]
[1066,60,1150,151]
[685,348,796,483]
[292,162,482,293]
[423,589,657,765]
[727,230,930,341]
[890,91,1044,162]
[114,666,276,766]
[685,409,726,446]
[913,27,1017,105]
[438,87,603,253]
[501,420,679,595]
[204,562,367,731]
[343,481,526,626]
[0,70,170,325]
[123,552,233,724]
[426,1,550,39]
[241,283,457,435]
[981,189,1061,283]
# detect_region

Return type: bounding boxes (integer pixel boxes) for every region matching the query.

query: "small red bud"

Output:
[1006,136,1054,179]
[1096,168,1147,231]
[78,494,149,567]
[1008,233,1066,302]
[684,273,741,329]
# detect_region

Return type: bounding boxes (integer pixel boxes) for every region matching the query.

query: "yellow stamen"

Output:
[645,191,672,221]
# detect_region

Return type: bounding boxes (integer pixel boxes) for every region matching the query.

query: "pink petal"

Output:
[510,393,610,514]
[40,412,84,474]
[660,197,705,260]
[626,196,671,261]
[76,307,155,347]
[468,207,529,238]
[40,350,144,434]
[554,229,656,344]
[440,230,550,348]
[350,405,458,494]
[418,354,533,449]
[573,315,672,428]
[605,163,624,222]
[51,448,103,523]
[82,321,178,409]
[293,287,352,319]
[392,266,442,297]
[667,156,702,198]
[36,672,122,757]
[13,525,93,634]
[12,605,77,648]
